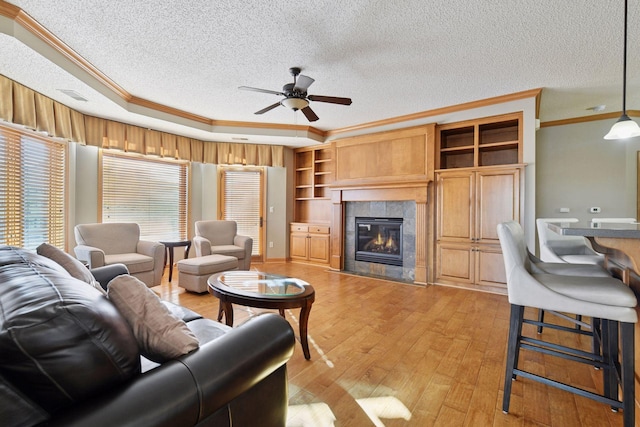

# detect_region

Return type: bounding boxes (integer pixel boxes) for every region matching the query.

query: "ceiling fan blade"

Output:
[308,95,352,105]
[255,102,281,115]
[294,75,315,92]
[301,106,319,122]
[239,86,284,96]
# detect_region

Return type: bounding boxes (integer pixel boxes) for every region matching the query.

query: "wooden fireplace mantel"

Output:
[324,123,436,285]
[329,184,431,284]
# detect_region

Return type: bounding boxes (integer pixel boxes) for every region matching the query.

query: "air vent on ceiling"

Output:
[58,89,88,102]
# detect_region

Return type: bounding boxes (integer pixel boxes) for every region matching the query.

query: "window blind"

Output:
[0,125,66,250]
[221,169,262,256]
[102,152,188,242]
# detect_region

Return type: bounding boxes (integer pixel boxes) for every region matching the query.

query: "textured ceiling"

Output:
[2,0,639,147]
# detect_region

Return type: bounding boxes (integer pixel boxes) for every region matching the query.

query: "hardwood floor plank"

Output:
[155,263,628,426]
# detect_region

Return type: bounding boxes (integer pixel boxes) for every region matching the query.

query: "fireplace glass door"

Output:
[355,217,403,266]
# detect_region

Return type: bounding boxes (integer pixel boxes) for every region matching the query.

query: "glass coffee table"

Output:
[208,271,315,360]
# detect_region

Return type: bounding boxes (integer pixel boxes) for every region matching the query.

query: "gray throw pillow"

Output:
[107,275,199,362]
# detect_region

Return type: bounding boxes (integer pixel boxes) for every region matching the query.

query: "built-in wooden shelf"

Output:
[437,115,522,170]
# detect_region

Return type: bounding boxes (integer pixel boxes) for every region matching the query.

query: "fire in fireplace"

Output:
[355,217,403,266]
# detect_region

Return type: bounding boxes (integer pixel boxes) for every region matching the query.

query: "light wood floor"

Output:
[153,262,625,427]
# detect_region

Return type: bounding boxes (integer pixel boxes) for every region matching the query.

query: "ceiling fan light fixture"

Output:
[604,114,640,139]
[280,97,308,111]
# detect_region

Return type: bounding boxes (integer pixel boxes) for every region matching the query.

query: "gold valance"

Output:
[0,74,285,167]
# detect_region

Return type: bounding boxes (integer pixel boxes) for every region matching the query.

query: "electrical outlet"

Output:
[590,207,601,213]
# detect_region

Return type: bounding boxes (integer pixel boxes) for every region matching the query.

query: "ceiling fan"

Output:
[238,67,352,122]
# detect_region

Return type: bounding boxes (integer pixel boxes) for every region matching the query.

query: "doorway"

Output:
[218,167,265,263]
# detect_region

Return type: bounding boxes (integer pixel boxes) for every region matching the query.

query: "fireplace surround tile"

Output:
[345,201,416,282]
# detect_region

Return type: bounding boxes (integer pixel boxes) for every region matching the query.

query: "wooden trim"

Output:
[540,110,640,128]
[0,1,20,18]
[3,4,130,100]
[209,119,326,137]
[326,89,542,137]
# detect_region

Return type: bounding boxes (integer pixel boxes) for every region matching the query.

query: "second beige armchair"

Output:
[193,220,253,270]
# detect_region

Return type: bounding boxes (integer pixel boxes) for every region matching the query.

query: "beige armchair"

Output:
[193,220,252,270]
[74,223,165,287]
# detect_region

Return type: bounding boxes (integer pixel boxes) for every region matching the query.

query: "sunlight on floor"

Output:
[356,396,412,426]
[286,396,411,427]
[287,402,336,427]
[285,309,334,368]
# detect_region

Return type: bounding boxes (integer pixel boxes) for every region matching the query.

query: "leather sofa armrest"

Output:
[180,313,295,420]
[73,245,105,268]
[46,313,295,427]
[90,264,129,290]
[192,235,212,257]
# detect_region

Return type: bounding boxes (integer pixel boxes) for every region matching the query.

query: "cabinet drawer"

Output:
[291,225,308,233]
[309,226,329,234]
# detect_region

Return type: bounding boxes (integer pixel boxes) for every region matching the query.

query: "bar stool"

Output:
[536,218,607,333]
[498,221,637,427]
[528,249,610,335]
[536,218,604,266]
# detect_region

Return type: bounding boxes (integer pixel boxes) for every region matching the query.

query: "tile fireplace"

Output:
[344,201,415,282]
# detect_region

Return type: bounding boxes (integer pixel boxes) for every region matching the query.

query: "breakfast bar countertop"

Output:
[547,221,640,239]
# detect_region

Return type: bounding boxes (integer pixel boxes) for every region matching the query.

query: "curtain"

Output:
[34,92,55,134]
[125,125,145,153]
[0,75,285,167]
[0,75,13,121]
[144,128,162,156]
[12,83,36,129]
[54,102,73,139]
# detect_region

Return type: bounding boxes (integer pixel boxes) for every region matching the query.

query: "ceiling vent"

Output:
[58,89,88,102]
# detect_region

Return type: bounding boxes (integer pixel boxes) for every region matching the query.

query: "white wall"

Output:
[536,119,640,226]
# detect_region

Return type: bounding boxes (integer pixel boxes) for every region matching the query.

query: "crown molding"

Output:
[327,88,542,137]
[539,110,640,128]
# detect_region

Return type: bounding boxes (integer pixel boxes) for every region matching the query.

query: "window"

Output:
[0,124,66,250]
[102,152,188,241]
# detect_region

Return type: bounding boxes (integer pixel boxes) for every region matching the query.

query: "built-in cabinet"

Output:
[291,145,333,265]
[290,223,330,264]
[434,112,524,294]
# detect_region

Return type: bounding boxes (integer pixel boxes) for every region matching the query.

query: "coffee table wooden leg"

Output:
[216,300,224,322]
[216,298,234,326]
[223,301,234,326]
[299,302,312,360]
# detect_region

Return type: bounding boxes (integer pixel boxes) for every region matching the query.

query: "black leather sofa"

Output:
[0,245,295,427]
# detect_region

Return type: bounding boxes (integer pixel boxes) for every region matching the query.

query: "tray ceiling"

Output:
[1,0,638,147]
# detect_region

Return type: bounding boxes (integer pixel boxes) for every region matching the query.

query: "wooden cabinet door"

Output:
[290,233,308,260]
[436,171,474,242]
[436,242,473,284]
[475,245,507,289]
[308,234,330,263]
[475,168,520,243]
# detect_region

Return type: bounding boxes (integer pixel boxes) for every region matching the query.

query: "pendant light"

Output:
[605,0,640,139]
